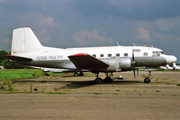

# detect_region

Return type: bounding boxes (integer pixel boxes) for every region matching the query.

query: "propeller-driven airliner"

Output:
[173,63,180,70]
[5,27,177,83]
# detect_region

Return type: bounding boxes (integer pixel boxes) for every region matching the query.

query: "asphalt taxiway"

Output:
[0,71,180,120]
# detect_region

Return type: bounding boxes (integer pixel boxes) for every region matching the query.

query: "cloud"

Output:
[76,0,180,20]
[155,19,174,31]
[72,30,114,45]
[23,13,57,28]
[152,30,180,43]
[22,13,60,43]
[133,28,151,41]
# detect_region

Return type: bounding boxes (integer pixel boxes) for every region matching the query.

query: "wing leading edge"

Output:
[68,53,109,69]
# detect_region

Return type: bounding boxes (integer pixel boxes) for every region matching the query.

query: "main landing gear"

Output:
[74,72,84,76]
[144,71,151,83]
[94,71,152,84]
[94,72,112,84]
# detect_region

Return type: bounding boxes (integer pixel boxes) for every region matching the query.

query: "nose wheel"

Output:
[144,71,151,83]
[94,72,103,84]
[144,78,150,83]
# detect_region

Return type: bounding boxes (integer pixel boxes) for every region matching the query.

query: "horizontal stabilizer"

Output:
[68,53,109,69]
[4,55,33,61]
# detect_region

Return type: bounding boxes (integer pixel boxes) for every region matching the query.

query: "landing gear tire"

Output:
[79,72,84,76]
[95,78,102,84]
[104,76,112,82]
[144,78,150,83]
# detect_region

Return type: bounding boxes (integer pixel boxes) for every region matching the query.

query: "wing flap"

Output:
[68,53,109,69]
[4,55,33,61]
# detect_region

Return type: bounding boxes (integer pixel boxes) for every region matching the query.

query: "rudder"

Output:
[11,27,43,55]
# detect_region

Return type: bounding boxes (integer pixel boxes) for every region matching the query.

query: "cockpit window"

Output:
[160,51,165,54]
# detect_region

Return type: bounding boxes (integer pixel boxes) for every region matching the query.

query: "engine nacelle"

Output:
[119,58,132,71]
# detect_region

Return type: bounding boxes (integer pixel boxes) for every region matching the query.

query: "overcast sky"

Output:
[0,0,180,62]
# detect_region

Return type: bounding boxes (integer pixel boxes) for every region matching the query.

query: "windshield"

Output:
[160,51,165,54]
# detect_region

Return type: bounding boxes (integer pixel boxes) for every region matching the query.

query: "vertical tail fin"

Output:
[173,63,175,67]
[11,27,43,55]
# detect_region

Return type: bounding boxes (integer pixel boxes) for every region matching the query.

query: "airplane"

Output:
[173,63,180,70]
[30,66,65,72]
[160,65,168,70]
[166,64,174,70]
[30,66,86,76]
[5,27,177,83]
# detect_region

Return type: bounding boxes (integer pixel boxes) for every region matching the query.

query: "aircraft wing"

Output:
[4,55,32,61]
[68,53,109,69]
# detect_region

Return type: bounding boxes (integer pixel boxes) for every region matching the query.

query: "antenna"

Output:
[116,41,120,46]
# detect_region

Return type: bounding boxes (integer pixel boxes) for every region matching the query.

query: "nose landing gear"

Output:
[144,71,151,83]
[144,77,151,83]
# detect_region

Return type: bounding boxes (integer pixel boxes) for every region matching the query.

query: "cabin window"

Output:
[124,53,128,57]
[144,52,148,56]
[116,53,120,57]
[153,51,160,56]
[108,54,112,57]
[157,51,160,56]
[100,54,104,57]
[92,54,96,58]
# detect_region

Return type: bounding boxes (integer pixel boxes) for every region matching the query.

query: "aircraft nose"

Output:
[165,55,177,64]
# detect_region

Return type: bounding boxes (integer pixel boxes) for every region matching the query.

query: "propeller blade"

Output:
[133,67,136,78]
[132,49,135,61]
[137,69,139,76]
[132,49,136,78]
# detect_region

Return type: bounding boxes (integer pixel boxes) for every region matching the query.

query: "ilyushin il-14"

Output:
[5,27,177,83]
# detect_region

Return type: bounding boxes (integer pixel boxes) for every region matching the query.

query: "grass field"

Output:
[0,69,61,81]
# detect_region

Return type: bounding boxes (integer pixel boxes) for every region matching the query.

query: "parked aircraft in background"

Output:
[30,66,86,76]
[5,27,177,83]
[160,65,168,70]
[166,64,174,70]
[31,66,64,73]
[173,63,180,70]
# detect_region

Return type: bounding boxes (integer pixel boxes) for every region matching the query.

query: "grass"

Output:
[0,69,43,80]
[0,69,63,81]
[41,86,46,93]
[156,90,161,92]
[116,89,121,92]
[0,80,17,91]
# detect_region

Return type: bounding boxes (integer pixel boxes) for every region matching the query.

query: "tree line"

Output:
[0,50,30,69]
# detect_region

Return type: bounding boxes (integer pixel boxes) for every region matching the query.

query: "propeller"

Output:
[132,49,136,78]
[137,69,139,76]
